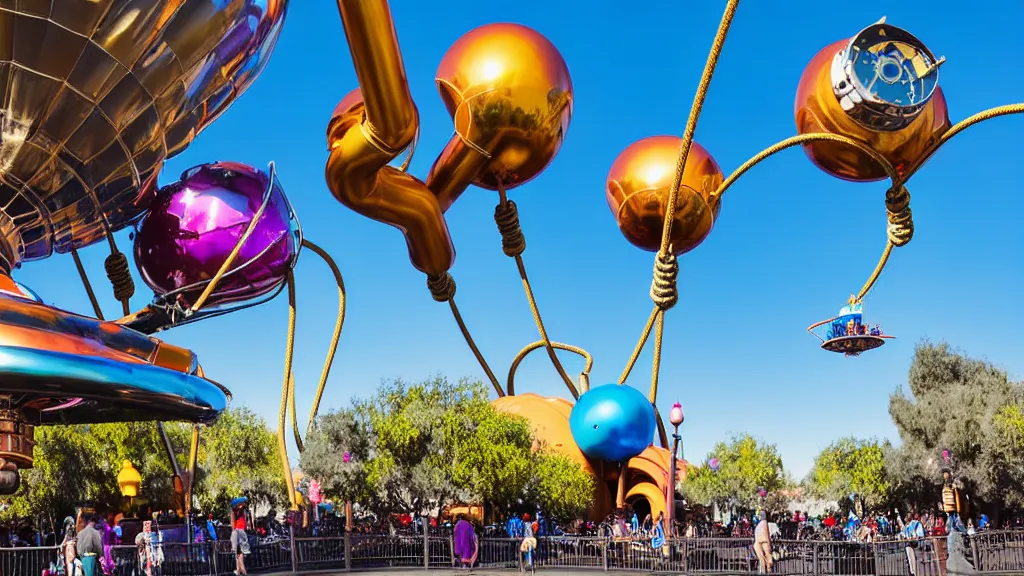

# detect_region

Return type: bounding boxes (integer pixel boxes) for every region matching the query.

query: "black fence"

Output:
[4,530,1022,575]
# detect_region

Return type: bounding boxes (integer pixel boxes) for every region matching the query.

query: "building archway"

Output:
[627,494,652,522]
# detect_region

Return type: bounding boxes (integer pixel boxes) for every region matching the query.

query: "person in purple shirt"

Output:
[453,515,477,568]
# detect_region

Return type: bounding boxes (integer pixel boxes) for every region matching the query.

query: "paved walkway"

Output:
[264,571,652,576]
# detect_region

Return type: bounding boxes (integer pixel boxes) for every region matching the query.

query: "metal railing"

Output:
[8,530,1021,575]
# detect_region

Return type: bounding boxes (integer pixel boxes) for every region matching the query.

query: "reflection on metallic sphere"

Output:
[134,162,299,310]
[795,26,950,182]
[569,384,656,463]
[435,23,573,190]
[606,136,723,255]
[0,0,287,268]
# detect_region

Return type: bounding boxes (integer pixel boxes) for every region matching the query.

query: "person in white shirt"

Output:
[754,513,773,573]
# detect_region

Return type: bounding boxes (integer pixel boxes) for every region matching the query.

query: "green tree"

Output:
[301,376,595,524]
[887,341,1023,520]
[528,450,595,523]
[7,422,183,525]
[303,376,537,521]
[191,407,287,514]
[806,437,891,514]
[298,409,371,505]
[1,407,284,523]
[682,434,787,513]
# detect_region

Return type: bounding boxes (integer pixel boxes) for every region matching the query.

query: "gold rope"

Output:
[649,310,667,406]
[855,242,894,302]
[630,0,739,407]
[188,425,200,481]
[506,339,593,396]
[713,132,900,199]
[711,132,904,305]
[903,103,1024,181]
[617,307,657,385]
[186,424,200,514]
[495,184,581,399]
[103,233,134,317]
[300,239,347,440]
[657,0,739,256]
[652,405,670,449]
[277,271,298,509]
[71,248,105,321]
[189,188,269,313]
[427,272,504,396]
[450,297,505,397]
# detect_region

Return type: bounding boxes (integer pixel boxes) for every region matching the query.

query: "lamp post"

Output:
[667,403,684,539]
[117,460,141,511]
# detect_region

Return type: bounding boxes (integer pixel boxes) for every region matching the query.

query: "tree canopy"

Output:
[0,407,284,524]
[190,407,287,513]
[805,437,891,514]
[300,376,594,524]
[682,434,788,513]
[528,450,594,522]
[887,341,1024,518]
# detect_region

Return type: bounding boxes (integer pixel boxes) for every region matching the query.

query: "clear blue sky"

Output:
[16,1,1023,478]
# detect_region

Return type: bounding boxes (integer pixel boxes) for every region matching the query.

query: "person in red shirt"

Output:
[824,515,837,528]
[230,500,250,575]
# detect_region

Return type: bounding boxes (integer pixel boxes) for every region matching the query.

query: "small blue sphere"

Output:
[569,384,656,462]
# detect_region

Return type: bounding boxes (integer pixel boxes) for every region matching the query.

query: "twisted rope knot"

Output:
[493,200,526,257]
[104,251,135,302]
[885,186,914,247]
[427,272,456,303]
[650,252,679,310]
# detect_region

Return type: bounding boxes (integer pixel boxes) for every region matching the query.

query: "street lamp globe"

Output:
[669,402,684,427]
[117,460,141,498]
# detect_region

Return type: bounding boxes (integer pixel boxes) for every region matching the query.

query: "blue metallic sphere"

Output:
[569,384,656,462]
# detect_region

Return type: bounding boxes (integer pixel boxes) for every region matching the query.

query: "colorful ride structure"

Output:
[324,0,1022,523]
[1,0,1017,524]
[807,297,894,357]
[0,0,348,510]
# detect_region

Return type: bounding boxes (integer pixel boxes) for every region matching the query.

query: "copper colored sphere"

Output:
[435,23,573,190]
[795,39,950,182]
[606,136,723,255]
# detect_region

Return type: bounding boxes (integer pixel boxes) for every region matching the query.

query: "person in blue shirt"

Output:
[902,512,925,576]
[651,512,665,550]
[206,515,218,542]
[506,516,523,538]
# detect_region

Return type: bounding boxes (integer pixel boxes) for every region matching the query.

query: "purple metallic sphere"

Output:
[134,162,298,310]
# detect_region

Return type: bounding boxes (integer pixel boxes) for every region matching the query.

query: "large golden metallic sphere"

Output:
[795,39,950,182]
[435,23,573,190]
[606,136,723,255]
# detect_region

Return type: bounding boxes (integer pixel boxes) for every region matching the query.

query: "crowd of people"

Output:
[12,466,1024,576]
[29,498,257,576]
[42,513,164,576]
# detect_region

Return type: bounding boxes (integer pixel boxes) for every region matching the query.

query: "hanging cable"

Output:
[902,103,1024,182]
[190,164,276,314]
[277,271,298,509]
[300,239,347,440]
[186,425,200,517]
[103,236,134,317]
[617,308,658,385]
[494,183,585,399]
[427,272,505,397]
[620,0,739,406]
[506,340,593,396]
[71,248,105,321]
